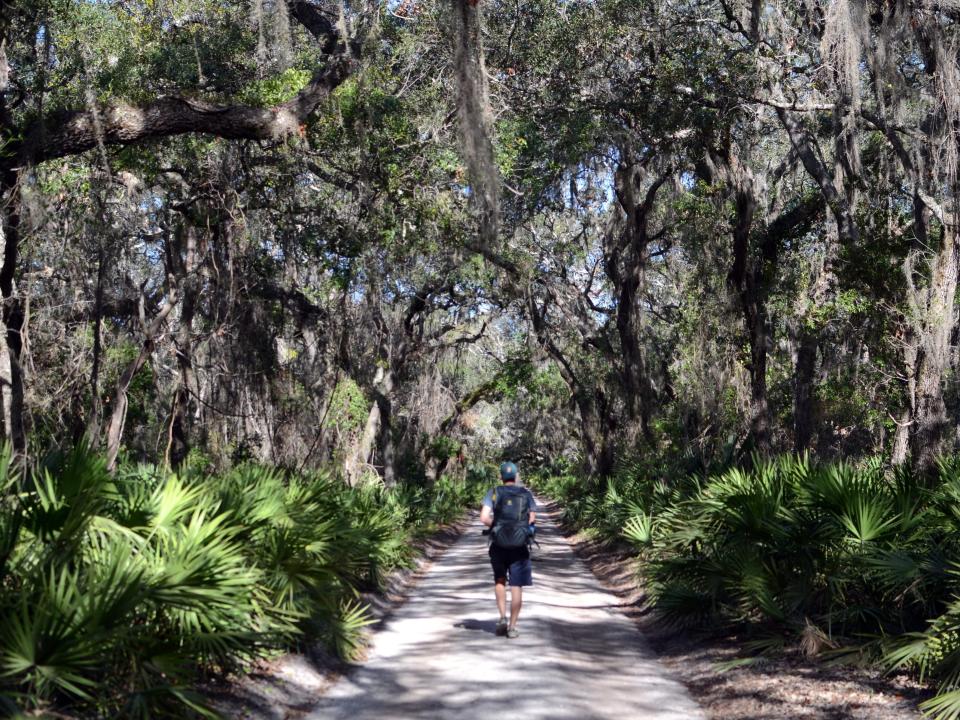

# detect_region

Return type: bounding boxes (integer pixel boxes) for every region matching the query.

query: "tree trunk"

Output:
[344,365,397,486]
[0,171,25,452]
[891,409,912,466]
[346,399,380,485]
[892,324,918,466]
[85,246,107,445]
[615,272,654,441]
[376,391,396,486]
[0,39,23,452]
[166,225,199,469]
[527,291,615,477]
[576,388,616,477]
[608,161,667,442]
[743,277,771,450]
[105,286,179,471]
[793,328,818,453]
[726,172,773,451]
[910,227,959,471]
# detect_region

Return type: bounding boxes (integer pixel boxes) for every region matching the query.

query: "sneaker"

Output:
[506,627,519,639]
[495,617,508,636]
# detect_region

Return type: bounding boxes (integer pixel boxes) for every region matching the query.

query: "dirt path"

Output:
[309,501,704,720]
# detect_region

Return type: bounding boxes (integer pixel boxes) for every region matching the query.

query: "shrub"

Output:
[0,446,481,718]
[535,454,960,719]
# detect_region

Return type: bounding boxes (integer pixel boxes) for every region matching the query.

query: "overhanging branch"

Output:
[10,0,353,168]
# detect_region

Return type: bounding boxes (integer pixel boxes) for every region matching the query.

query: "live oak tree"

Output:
[0,0,354,449]
[5,0,960,481]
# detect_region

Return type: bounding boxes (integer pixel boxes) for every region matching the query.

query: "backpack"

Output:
[490,485,531,549]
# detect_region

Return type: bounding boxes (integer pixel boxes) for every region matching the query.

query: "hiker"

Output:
[480,461,537,638]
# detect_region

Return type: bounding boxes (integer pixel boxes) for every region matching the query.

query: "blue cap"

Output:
[500,461,518,481]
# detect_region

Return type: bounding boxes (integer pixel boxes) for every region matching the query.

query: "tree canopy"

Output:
[0,0,959,477]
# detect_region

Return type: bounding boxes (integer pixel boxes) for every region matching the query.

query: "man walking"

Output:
[481,461,536,638]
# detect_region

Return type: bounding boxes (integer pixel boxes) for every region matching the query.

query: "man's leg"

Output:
[490,545,508,631]
[506,552,532,636]
[509,586,522,628]
[495,577,507,619]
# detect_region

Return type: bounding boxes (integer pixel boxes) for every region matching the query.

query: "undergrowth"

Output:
[0,446,485,718]
[533,455,960,720]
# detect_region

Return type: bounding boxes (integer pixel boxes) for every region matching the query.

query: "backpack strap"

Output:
[489,487,502,535]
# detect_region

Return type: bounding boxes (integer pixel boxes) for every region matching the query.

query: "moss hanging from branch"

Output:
[450,0,500,249]
[251,0,293,72]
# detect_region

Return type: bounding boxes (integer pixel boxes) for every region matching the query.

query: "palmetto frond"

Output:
[323,599,375,661]
[0,568,103,701]
[0,444,483,716]
[623,512,653,548]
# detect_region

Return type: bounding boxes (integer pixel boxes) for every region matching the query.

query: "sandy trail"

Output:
[308,501,704,720]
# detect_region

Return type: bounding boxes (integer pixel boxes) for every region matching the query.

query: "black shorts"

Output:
[489,544,533,586]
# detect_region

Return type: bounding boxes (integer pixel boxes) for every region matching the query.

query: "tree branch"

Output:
[776,107,858,243]
[11,1,353,168]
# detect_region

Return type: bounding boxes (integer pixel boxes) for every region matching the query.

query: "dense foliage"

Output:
[535,458,960,719]
[0,0,955,483]
[0,446,485,717]
[0,0,957,476]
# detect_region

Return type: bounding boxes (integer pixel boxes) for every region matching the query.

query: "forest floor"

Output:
[555,499,931,720]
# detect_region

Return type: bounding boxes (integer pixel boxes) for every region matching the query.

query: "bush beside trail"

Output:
[0,446,485,719]
[533,457,960,720]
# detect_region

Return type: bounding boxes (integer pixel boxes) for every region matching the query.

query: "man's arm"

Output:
[525,483,537,524]
[481,504,494,527]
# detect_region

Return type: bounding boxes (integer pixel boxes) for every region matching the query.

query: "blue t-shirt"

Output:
[482,485,537,514]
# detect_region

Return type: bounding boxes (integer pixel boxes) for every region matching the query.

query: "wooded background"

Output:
[8,2,960,717]
[1,0,958,478]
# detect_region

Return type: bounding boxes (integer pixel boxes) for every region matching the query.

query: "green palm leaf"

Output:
[623,512,653,547]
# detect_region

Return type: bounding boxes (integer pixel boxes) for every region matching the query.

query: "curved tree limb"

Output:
[9,0,353,168]
[15,58,351,167]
